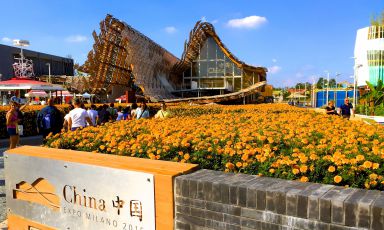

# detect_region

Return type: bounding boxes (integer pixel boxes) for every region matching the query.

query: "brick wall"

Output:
[174,169,384,230]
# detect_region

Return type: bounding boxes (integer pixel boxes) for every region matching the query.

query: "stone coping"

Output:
[174,169,384,230]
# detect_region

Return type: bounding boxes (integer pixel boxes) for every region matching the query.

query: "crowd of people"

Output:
[6,97,170,149]
[50,99,171,134]
[6,98,171,149]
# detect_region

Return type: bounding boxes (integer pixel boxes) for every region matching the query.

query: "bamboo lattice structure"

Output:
[85,15,268,103]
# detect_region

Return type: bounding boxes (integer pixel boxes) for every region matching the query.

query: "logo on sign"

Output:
[13,178,60,211]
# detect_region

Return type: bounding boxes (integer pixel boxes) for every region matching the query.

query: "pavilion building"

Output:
[85,15,269,103]
[354,25,384,86]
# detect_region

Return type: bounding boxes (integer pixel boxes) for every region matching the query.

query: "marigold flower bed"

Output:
[45,104,384,190]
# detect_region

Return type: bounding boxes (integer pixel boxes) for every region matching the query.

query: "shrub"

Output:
[45,104,384,190]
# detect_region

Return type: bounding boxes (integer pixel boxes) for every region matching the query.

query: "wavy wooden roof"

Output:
[172,21,267,74]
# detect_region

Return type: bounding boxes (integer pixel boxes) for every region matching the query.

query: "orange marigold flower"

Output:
[300,165,308,173]
[236,162,243,168]
[356,155,365,161]
[328,166,336,173]
[99,145,105,150]
[300,176,309,182]
[372,163,380,169]
[334,175,342,183]
[225,162,234,170]
[269,168,275,174]
[241,154,249,161]
[184,153,190,160]
[363,161,373,169]
[292,168,300,175]
[369,173,378,180]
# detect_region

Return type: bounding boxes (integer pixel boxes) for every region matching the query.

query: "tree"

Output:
[316,78,326,89]
[361,80,384,107]
[370,11,384,26]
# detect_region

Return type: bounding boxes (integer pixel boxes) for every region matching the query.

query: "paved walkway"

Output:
[0,135,43,149]
[0,135,43,228]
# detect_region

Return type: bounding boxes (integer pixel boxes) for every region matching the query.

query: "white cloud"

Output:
[211,19,219,24]
[227,15,267,29]
[201,16,207,22]
[272,59,277,63]
[2,37,12,43]
[65,35,87,43]
[268,65,281,74]
[164,26,177,34]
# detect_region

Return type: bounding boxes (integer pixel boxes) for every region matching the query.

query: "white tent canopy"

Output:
[82,92,91,98]
[287,93,307,99]
[24,90,48,97]
[0,79,65,91]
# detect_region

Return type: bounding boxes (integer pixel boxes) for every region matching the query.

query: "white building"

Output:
[354,26,384,86]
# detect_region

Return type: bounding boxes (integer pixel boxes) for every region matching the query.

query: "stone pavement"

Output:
[0,135,43,228]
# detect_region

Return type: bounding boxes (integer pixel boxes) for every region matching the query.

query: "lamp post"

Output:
[353,64,363,108]
[325,71,330,106]
[46,63,51,83]
[334,73,341,106]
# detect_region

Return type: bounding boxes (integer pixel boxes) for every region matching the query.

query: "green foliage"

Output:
[361,80,384,107]
[371,11,384,26]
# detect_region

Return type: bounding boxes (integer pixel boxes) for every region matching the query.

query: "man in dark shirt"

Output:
[36,99,63,138]
[339,98,354,119]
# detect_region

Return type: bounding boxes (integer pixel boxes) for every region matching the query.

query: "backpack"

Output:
[108,107,117,120]
[43,113,51,129]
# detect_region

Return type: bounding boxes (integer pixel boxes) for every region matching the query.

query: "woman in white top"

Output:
[68,99,92,131]
[136,102,150,119]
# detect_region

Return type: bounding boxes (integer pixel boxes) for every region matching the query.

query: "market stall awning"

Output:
[115,95,127,102]
[60,90,73,96]
[0,78,65,91]
[287,93,307,99]
[25,90,48,97]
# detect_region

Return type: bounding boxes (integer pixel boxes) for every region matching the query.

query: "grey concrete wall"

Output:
[174,169,384,230]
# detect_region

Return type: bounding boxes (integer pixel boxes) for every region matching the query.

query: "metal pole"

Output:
[335,73,340,107]
[322,79,325,106]
[326,71,329,106]
[353,66,356,108]
[304,83,306,106]
[48,63,51,83]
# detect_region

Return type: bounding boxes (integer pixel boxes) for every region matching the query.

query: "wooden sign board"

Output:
[5,146,198,230]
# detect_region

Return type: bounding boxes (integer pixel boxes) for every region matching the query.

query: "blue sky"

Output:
[0,0,382,87]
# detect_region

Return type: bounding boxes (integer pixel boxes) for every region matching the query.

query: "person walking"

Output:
[87,104,99,126]
[131,102,138,118]
[325,100,338,115]
[10,91,29,142]
[107,103,118,121]
[122,106,131,120]
[68,98,93,131]
[116,106,124,121]
[6,101,20,149]
[36,99,63,138]
[136,102,150,119]
[97,104,110,124]
[155,102,170,118]
[339,98,354,119]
